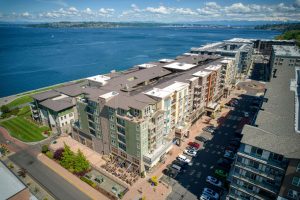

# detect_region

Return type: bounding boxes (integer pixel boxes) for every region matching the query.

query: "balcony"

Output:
[230,182,266,200]
[235,160,276,180]
[143,138,173,167]
[237,152,287,170]
[231,171,279,194]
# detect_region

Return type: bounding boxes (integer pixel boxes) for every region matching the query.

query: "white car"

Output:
[177,154,191,164]
[184,149,197,157]
[200,194,213,200]
[206,176,222,187]
[203,188,219,200]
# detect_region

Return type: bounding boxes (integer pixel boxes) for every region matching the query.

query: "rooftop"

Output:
[193,70,211,77]
[86,74,111,83]
[40,96,74,112]
[273,45,300,57]
[31,90,61,101]
[205,64,222,71]
[241,64,300,159]
[0,161,27,200]
[137,63,157,69]
[163,62,197,71]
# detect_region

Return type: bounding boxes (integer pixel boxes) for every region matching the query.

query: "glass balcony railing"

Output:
[231,171,280,194]
[235,160,277,180]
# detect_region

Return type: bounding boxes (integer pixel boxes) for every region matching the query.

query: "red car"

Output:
[188,142,201,149]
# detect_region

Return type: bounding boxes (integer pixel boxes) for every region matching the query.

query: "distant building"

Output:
[252,39,296,56]
[0,161,30,200]
[228,46,300,200]
[191,38,253,76]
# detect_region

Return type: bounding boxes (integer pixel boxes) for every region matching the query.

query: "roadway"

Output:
[0,127,91,200]
[166,94,261,200]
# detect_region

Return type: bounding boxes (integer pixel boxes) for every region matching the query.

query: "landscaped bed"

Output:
[0,117,48,142]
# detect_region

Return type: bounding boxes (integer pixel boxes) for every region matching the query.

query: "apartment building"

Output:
[228,46,300,200]
[252,39,296,56]
[191,38,253,76]
[69,53,234,172]
[31,90,77,134]
[29,41,236,172]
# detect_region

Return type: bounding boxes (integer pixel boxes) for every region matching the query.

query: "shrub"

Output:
[8,163,14,169]
[53,148,64,160]
[80,176,96,188]
[0,105,9,113]
[46,151,54,159]
[41,145,49,153]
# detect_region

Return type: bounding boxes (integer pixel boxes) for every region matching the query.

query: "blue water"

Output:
[0,25,280,97]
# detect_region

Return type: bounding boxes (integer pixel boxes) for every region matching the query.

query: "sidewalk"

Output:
[37,153,109,200]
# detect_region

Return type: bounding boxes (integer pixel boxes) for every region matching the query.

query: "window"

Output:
[288,189,300,199]
[64,116,66,119]
[297,162,300,172]
[62,122,64,126]
[292,177,300,187]
[271,153,283,162]
[251,146,263,157]
[69,113,73,117]
[61,116,63,120]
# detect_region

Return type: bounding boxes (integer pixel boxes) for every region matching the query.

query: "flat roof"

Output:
[0,161,27,200]
[205,64,222,71]
[159,58,174,63]
[273,45,300,57]
[193,70,211,77]
[163,62,197,71]
[137,63,157,68]
[86,74,111,83]
[145,81,188,99]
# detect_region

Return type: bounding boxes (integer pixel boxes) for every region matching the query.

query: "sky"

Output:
[0,0,300,22]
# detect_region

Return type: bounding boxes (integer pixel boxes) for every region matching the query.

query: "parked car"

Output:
[188,142,201,149]
[225,145,238,152]
[202,188,219,200]
[184,149,197,157]
[218,161,231,171]
[217,158,231,165]
[203,126,216,134]
[224,150,236,160]
[172,160,187,168]
[177,154,191,164]
[215,169,228,178]
[230,137,241,142]
[186,146,198,151]
[243,111,249,117]
[195,136,208,143]
[229,140,240,147]
[206,176,222,187]
[200,194,213,200]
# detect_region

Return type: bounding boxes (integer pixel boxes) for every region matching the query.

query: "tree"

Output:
[73,150,90,173]
[0,105,9,113]
[60,143,75,170]
[41,145,49,153]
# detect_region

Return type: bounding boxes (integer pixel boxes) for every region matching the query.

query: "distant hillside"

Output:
[276,30,300,46]
[255,23,300,31]
[27,21,166,28]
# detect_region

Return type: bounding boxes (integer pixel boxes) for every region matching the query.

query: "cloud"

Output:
[1,1,300,22]
[145,6,171,15]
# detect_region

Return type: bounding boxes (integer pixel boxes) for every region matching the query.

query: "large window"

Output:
[292,177,300,187]
[119,143,126,152]
[288,189,300,199]
[251,146,263,157]
[270,153,283,162]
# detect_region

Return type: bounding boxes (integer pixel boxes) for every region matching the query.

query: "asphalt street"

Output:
[166,94,262,200]
[9,149,92,200]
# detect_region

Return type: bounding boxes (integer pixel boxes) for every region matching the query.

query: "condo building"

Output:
[228,45,300,200]
[191,38,253,76]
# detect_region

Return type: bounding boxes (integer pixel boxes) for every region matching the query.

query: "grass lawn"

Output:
[0,117,48,142]
[6,95,33,109]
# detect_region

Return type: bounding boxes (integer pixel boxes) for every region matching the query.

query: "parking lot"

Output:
[165,93,262,200]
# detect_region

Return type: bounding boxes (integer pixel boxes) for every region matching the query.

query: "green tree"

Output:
[73,150,90,173]
[0,105,9,113]
[60,143,75,170]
